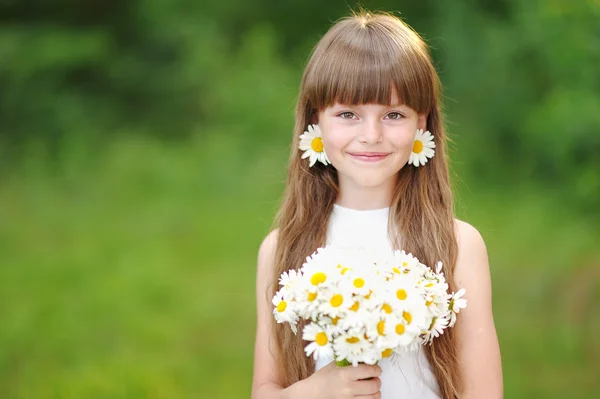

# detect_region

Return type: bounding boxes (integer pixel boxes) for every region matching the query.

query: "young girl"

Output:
[252,11,503,399]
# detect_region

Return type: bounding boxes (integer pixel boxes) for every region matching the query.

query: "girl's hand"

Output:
[305,361,382,399]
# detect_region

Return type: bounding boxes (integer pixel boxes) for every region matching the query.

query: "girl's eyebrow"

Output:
[330,103,408,108]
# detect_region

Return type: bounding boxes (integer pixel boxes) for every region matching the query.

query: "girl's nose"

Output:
[360,120,383,144]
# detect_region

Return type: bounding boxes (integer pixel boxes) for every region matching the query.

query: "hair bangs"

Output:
[303,17,435,114]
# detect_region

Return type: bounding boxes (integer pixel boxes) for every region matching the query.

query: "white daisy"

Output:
[292,285,322,321]
[408,129,435,167]
[299,124,330,167]
[272,289,299,332]
[448,288,467,327]
[333,330,377,366]
[422,315,449,345]
[365,314,395,349]
[339,299,379,331]
[300,247,341,291]
[383,313,420,348]
[341,267,380,297]
[303,322,334,360]
[279,269,301,289]
[318,286,353,319]
[320,314,345,336]
[384,273,423,310]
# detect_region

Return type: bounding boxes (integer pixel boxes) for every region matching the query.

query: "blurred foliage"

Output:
[1,0,598,208]
[0,0,599,398]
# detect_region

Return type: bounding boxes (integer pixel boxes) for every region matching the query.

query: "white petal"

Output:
[318,153,328,166]
[408,154,416,166]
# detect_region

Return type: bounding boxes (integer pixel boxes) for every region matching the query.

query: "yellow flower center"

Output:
[276,301,287,312]
[396,324,405,335]
[377,321,386,336]
[315,332,328,346]
[308,292,317,302]
[330,294,343,307]
[341,267,350,275]
[350,301,359,312]
[365,290,373,299]
[396,289,407,300]
[310,272,326,286]
[353,278,365,288]
[382,348,393,358]
[403,311,412,324]
[346,336,360,344]
[426,299,433,306]
[382,303,392,314]
[311,137,324,152]
[392,267,401,274]
[412,140,423,154]
[332,317,339,325]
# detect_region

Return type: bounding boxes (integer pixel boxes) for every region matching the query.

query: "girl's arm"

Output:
[453,221,504,398]
[251,230,309,399]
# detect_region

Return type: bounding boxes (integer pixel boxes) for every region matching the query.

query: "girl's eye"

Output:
[386,112,404,120]
[339,112,356,119]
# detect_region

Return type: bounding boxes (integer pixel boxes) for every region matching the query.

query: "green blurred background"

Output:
[0,0,599,398]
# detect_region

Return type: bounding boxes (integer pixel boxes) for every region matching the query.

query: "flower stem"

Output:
[335,359,351,367]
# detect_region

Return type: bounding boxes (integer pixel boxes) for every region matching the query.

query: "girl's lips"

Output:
[347,152,391,162]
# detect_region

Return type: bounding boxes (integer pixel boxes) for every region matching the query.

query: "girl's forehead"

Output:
[325,102,413,110]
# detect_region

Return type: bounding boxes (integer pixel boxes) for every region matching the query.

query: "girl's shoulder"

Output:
[454,219,486,253]
[257,229,279,275]
[452,218,491,300]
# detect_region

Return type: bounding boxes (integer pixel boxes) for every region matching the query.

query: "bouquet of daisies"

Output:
[272,245,467,366]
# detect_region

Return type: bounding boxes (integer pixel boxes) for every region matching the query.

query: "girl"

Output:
[252,11,503,399]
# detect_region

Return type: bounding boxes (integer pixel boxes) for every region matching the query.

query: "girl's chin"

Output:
[339,172,399,189]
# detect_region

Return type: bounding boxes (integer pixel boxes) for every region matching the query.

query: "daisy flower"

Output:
[339,299,379,331]
[384,273,422,310]
[301,248,340,292]
[292,285,322,321]
[365,314,394,348]
[422,315,449,345]
[272,289,298,332]
[279,269,301,290]
[303,322,334,360]
[299,124,330,167]
[449,288,467,327]
[341,267,379,297]
[333,330,377,366]
[318,286,353,319]
[383,313,421,348]
[408,129,435,167]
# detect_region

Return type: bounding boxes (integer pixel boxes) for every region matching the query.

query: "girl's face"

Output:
[317,90,427,192]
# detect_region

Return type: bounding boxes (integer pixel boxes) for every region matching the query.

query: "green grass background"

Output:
[0,133,598,398]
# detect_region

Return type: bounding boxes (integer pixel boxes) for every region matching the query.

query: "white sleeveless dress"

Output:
[313,204,441,399]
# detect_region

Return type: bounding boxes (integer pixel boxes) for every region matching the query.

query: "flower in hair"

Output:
[299,124,330,167]
[408,129,436,167]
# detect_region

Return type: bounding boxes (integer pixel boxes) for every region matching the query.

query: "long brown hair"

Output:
[268,11,461,398]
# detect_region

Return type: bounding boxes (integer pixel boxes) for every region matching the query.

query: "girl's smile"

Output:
[347,151,392,163]
[316,88,427,204]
